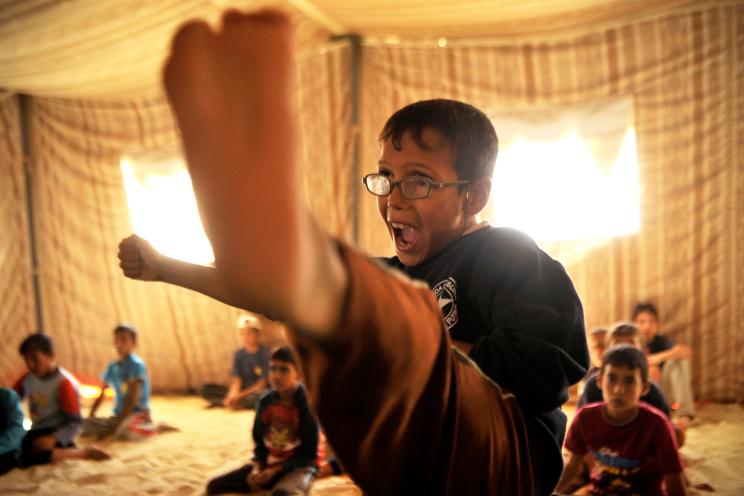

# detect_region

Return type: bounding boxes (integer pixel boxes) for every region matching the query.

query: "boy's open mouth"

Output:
[391,222,421,252]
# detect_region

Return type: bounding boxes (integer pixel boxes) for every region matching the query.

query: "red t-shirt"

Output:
[565,402,683,495]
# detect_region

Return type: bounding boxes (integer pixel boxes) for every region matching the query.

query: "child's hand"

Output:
[248,464,282,489]
[31,435,57,453]
[223,394,239,409]
[118,234,161,281]
[246,465,263,490]
[649,364,662,382]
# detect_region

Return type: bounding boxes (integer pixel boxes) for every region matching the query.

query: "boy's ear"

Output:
[464,176,492,215]
[641,379,651,397]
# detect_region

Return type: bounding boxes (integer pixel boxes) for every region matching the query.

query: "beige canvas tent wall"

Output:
[0,0,742,401]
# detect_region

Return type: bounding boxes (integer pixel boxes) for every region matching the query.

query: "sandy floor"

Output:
[0,396,361,496]
[0,396,741,495]
[680,403,744,495]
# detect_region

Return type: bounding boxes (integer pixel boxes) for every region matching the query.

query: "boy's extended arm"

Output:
[155,10,347,338]
[224,376,242,405]
[647,344,692,365]
[252,400,269,466]
[104,380,142,437]
[467,230,588,414]
[554,451,585,494]
[236,378,267,399]
[283,398,319,470]
[88,387,106,418]
[119,235,246,310]
[55,377,83,445]
[664,473,688,496]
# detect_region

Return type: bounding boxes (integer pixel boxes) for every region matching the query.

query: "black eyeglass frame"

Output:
[362,173,471,200]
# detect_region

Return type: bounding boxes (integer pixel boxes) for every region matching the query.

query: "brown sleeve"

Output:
[290,244,533,495]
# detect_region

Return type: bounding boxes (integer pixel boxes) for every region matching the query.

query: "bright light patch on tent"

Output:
[120,151,214,265]
[489,98,640,242]
[79,384,114,400]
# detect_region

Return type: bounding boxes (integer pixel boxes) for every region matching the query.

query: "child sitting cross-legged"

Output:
[84,324,175,440]
[206,346,320,495]
[14,333,109,466]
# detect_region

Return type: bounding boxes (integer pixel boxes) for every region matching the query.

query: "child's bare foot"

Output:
[84,446,111,461]
[162,9,346,334]
[156,422,179,433]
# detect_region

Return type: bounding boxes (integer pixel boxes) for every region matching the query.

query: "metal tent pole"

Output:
[19,94,44,332]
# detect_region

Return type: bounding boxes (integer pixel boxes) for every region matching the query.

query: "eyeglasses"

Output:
[362,173,471,200]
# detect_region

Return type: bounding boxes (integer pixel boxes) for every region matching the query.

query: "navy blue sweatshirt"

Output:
[386,226,589,494]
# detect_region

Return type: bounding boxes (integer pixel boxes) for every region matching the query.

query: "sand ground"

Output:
[0,396,741,495]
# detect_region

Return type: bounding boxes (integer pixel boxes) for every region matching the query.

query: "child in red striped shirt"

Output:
[14,333,109,466]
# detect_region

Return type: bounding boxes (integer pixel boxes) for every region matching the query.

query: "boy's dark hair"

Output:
[631,302,659,321]
[114,323,138,343]
[601,344,648,383]
[379,99,498,181]
[607,323,641,344]
[589,327,608,338]
[19,333,54,356]
[271,346,297,366]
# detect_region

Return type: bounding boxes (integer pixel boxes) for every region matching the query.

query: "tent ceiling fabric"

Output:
[0,0,699,99]
[0,0,331,98]
[302,0,696,39]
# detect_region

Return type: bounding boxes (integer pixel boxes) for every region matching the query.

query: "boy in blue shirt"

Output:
[85,324,157,440]
[202,315,270,409]
[117,9,587,495]
[206,346,319,495]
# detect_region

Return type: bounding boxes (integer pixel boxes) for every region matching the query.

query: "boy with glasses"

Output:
[117,9,587,495]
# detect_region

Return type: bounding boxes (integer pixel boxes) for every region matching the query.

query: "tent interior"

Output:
[0,0,743,494]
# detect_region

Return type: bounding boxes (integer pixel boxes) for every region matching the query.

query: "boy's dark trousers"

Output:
[0,451,18,475]
[18,428,73,467]
[206,463,287,494]
[200,384,261,409]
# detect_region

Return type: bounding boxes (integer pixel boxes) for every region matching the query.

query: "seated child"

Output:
[14,333,109,466]
[578,327,607,397]
[556,345,687,496]
[85,324,172,440]
[202,315,270,409]
[117,10,588,495]
[632,302,695,421]
[579,323,671,419]
[586,327,608,376]
[206,346,319,495]
[0,387,25,475]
